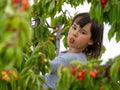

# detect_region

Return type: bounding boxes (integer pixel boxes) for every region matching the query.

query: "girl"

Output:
[43,12,104,90]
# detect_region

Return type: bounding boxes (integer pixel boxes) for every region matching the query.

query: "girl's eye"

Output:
[80,31,86,34]
[72,26,77,30]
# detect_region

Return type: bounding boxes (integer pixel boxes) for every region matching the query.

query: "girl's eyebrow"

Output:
[79,26,87,33]
[81,28,86,31]
[72,23,87,32]
[72,23,77,26]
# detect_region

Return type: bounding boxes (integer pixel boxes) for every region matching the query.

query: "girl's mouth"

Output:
[69,38,75,43]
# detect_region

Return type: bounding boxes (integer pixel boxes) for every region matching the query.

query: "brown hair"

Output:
[72,13,104,58]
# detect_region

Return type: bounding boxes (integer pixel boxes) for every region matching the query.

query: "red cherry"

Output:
[72,66,78,75]
[77,69,85,81]
[100,86,104,90]
[13,0,20,4]
[101,0,107,4]
[22,0,29,11]
[69,38,74,43]
[101,0,107,9]
[7,69,13,74]
[90,71,98,78]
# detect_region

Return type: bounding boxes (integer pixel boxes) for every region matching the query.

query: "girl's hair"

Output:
[72,13,104,58]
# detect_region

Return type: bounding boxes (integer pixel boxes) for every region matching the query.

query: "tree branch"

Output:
[31,17,41,28]
[45,20,56,29]
[56,23,62,56]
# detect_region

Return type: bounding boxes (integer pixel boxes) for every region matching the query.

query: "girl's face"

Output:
[67,22,93,53]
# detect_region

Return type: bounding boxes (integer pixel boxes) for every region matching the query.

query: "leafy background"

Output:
[0,0,120,90]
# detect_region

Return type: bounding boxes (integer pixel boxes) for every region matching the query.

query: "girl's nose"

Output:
[73,30,79,37]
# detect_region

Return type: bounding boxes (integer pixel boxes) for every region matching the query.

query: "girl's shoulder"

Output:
[58,51,87,63]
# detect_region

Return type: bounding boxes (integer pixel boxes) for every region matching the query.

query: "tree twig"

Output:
[45,20,56,29]
[32,17,41,28]
[56,23,62,56]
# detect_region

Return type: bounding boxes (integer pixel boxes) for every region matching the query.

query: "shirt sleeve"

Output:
[49,52,87,74]
[49,56,65,74]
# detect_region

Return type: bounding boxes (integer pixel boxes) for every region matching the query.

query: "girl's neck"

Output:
[68,48,83,53]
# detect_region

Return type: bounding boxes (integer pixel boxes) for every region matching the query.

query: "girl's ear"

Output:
[88,39,94,45]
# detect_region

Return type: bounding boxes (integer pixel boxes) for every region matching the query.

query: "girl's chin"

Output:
[68,44,75,48]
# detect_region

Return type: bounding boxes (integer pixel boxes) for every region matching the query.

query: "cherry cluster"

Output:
[13,0,29,11]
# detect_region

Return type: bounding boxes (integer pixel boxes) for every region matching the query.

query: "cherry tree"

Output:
[0,0,120,90]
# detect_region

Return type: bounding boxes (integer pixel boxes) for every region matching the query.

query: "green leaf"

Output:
[108,5,117,24]
[45,40,55,60]
[20,67,30,76]
[4,5,14,16]
[11,17,20,29]
[0,80,8,90]
[36,77,41,90]
[19,30,27,47]
[116,2,120,22]
[116,31,120,42]
[63,35,67,49]
[70,60,85,66]
[48,0,55,13]
[110,80,120,90]
[51,17,59,26]
[34,25,49,41]
[45,0,51,4]
[110,57,120,79]
[95,3,103,23]
[57,67,72,90]
[25,76,31,89]
[15,47,23,69]
[25,54,39,67]
[108,23,116,41]
[63,26,69,48]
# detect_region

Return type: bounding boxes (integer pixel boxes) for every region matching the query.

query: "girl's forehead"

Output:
[73,16,91,28]
[73,17,83,24]
[73,22,92,32]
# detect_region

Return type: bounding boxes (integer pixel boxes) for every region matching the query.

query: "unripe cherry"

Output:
[43,58,48,63]
[1,71,7,76]
[48,36,54,41]
[2,74,10,82]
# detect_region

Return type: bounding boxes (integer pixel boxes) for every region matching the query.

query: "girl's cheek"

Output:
[69,30,74,35]
[68,31,72,36]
